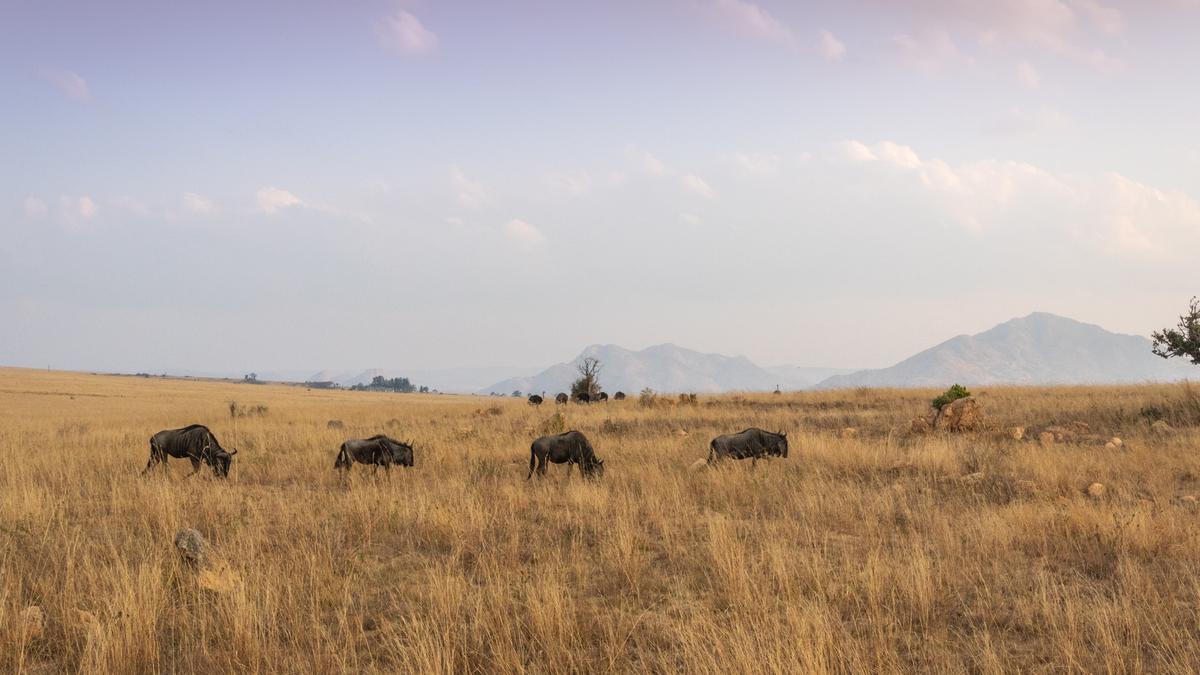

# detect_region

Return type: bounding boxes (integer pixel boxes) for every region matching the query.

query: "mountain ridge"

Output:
[480,343,802,395]
[816,312,1195,388]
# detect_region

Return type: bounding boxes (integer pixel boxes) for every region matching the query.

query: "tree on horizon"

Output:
[1152,297,1200,366]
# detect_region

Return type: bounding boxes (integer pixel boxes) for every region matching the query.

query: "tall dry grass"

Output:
[2,367,1200,673]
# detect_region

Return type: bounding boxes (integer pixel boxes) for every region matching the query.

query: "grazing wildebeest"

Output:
[143,424,237,478]
[527,430,605,480]
[708,428,788,466]
[613,391,626,401]
[528,394,544,407]
[597,392,609,402]
[575,392,591,404]
[555,392,569,405]
[334,435,414,477]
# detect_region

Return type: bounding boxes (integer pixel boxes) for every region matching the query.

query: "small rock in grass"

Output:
[174,528,208,566]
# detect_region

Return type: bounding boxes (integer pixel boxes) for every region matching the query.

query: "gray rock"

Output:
[174,528,208,565]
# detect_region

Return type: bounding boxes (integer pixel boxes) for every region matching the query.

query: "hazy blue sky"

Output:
[2,0,1198,373]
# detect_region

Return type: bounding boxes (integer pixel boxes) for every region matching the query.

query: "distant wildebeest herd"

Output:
[528,391,623,407]
[140,401,789,480]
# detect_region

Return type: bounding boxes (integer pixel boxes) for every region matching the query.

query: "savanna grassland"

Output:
[3,367,1200,674]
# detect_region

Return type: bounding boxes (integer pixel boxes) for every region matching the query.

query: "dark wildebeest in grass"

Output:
[528,394,544,407]
[334,435,414,478]
[708,428,788,467]
[613,391,626,401]
[574,392,591,404]
[555,392,569,405]
[142,424,237,478]
[527,430,605,480]
[597,392,609,402]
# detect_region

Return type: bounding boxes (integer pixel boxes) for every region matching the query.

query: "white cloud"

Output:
[77,196,97,219]
[57,195,97,226]
[873,141,923,169]
[706,0,793,42]
[23,196,48,218]
[680,213,703,226]
[546,170,593,196]
[835,140,879,163]
[1015,60,1041,88]
[504,218,545,245]
[452,166,487,208]
[895,0,1125,73]
[681,174,715,199]
[377,9,438,54]
[733,152,782,175]
[256,187,303,214]
[817,29,847,61]
[626,147,667,176]
[838,138,1200,258]
[39,67,90,101]
[183,192,215,214]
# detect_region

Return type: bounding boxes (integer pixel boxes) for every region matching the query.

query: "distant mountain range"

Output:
[479,344,848,395]
[815,312,1195,388]
[143,312,1195,395]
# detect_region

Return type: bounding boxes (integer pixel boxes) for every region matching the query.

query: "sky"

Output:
[2,0,1198,374]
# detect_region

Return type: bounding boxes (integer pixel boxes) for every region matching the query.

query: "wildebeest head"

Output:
[390,440,415,467]
[772,431,789,458]
[211,448,236,477]
[582,457,605,478]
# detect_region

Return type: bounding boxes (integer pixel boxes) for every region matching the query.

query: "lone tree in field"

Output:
[1152,297,1200,366]
[571,357,602,399]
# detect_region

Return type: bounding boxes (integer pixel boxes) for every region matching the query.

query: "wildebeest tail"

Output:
[334,443,349,470]
[527,444,536,479]
[707,439,717,465]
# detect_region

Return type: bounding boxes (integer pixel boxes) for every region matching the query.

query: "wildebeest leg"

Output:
[565,461,574,480]
[141,451,159,475]
[183,453,202,477]
[141,442,164,476]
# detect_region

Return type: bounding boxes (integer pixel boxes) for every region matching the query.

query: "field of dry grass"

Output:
[3,367,1200,673]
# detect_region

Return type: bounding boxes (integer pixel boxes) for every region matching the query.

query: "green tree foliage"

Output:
[1152,297,1200,366]
[932,384,971,411]
[352,375,418,393]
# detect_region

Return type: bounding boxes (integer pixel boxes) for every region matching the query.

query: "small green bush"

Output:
[932,384,971,411]
[639,388,658,408]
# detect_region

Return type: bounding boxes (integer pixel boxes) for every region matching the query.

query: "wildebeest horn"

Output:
[229,448,238,455]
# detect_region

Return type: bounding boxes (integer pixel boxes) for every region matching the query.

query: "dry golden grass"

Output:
[3,367,1200,673]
